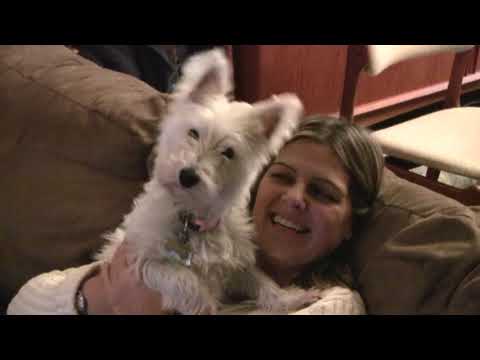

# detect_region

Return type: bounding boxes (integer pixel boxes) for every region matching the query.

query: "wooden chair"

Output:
[340,45,480,205]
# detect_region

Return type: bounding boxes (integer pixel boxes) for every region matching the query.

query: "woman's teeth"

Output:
[272,215,309,234]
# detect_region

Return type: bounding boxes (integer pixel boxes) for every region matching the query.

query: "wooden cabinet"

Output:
[474,47,480,72]
[232,45,480,126]
[233,45,345,114]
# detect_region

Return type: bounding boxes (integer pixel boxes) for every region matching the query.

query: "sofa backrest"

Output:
[0,45,168,312]
[353,169,480,314]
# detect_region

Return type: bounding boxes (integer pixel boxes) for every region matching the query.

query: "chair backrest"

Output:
[340,45,476,123]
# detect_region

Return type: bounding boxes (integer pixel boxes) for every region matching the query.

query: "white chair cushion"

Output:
[372,107,480,179]
[366,45,474,76]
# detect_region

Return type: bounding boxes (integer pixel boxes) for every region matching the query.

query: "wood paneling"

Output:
[234,45,346,114]
[233,45,480,122]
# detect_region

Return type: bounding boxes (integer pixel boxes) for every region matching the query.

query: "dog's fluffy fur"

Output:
[97,49,319,314]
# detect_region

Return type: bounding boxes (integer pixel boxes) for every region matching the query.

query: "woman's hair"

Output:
[287,115,384,223]
[251,115,385,290]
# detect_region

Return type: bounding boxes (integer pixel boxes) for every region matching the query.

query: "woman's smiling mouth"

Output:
[270,214,310,234]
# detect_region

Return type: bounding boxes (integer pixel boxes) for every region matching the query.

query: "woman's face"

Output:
[253,139,353,274]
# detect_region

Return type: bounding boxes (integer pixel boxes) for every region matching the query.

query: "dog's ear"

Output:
[248,94,304,154]
[173,48,232,105]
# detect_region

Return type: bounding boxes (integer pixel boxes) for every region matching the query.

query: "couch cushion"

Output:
[352,169,480,314]
[0,45,168,312]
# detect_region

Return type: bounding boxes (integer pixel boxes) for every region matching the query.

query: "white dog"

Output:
[97,49,320,315]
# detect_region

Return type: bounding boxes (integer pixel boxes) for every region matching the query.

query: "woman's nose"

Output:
[282,184,307,211]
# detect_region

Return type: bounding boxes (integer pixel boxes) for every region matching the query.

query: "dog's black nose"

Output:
[179,168,200,188]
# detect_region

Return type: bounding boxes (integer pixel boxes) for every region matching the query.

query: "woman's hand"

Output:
[82,242,173,315]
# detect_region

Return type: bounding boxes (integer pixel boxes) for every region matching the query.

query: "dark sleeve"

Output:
[71,45,176,93]
[70,45,220,93]
[71,45,143,80]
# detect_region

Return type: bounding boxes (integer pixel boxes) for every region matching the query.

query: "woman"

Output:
[7,115,384,315]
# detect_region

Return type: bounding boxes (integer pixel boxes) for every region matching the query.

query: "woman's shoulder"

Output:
[290,285,366,315]
[218,285,366,315]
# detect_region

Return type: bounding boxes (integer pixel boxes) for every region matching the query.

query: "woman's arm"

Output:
[83,243,173,315]
[7,262,101,315]
[7,243,171,315]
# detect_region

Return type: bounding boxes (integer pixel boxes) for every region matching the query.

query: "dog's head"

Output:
[151,49,303,228]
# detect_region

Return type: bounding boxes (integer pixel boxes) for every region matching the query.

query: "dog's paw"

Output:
[196,301,218,316]
[178,304,218,315]
[177,299,218,315]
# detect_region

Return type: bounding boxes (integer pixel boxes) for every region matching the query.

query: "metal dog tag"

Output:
[165,213,193,265]
[179,216,190,244]
[185,252,193,267]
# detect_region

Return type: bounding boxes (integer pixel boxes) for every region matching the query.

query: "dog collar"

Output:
[179,211,221,234]
[190,217,221,232]
[164,211,222,267]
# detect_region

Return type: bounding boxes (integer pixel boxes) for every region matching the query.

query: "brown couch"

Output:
[1,45,479,314]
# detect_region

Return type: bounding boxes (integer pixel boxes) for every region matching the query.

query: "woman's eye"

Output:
[307,184,337,202]
[188,129,199,140]
[222,147,235,159]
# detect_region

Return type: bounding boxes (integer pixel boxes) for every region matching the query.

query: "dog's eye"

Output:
[188,129,199,140]
[222,147,235,160]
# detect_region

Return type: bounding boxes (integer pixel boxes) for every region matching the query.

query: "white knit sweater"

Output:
[7,263,366,315]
